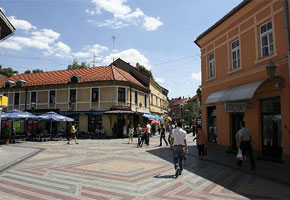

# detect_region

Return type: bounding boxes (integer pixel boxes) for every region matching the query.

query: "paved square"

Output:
[0,135,290,199]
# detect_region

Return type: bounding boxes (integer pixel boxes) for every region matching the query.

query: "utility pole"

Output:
[112,36,116,62]
[92,53,97,67]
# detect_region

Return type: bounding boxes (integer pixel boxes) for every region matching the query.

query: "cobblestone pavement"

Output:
[0,135,290,200]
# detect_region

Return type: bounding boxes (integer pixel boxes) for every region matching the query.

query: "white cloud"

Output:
[55,42,71,54]
[143,16,163,31]
[156,77,165,83]
[8,16,36,31]
[73,43,108,58]
[103,48,151,69]
[90,0,131,16]
[191,71,201,82]
[87,0,163,31]
[91,18,129,29]
[85,9,96,15]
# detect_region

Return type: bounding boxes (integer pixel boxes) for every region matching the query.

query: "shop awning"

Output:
[143,113,164,122]
[104,110,135,114]
[205,80,265,105]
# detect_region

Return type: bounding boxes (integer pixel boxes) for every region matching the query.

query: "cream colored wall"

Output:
[38,91,48,103]
[79,115,88,132]
[57,90,68,103]
[78,88,90,102]
[100,87,117,101]
[149,80,168,116]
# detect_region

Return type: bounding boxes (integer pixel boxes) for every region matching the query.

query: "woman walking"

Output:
[159,124,168,146]
[196,125,206,159]
[128,125,134,144]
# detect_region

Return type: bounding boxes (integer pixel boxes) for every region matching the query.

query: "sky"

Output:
[0,0,242,98]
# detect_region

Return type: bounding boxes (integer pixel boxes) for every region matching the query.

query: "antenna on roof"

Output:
[112,36,116,62]
[92,53,97,67]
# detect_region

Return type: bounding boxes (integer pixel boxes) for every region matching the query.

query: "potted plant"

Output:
[1,125,10,144]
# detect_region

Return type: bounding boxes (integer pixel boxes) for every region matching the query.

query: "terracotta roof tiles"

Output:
[0,66,146,89]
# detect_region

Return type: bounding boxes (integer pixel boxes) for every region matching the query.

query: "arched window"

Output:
[69,75,81,83]
[16,80,26,87]
[4,80,15,88]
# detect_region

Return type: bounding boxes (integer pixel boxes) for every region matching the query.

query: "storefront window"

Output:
[88,115,102,132]
[207,106,217,143]
[261,97,282,159]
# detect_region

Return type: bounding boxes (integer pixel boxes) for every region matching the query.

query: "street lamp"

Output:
[179,103,184,122]
[266,61,276,79]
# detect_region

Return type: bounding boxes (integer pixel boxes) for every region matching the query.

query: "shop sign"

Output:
[225,102,246,113]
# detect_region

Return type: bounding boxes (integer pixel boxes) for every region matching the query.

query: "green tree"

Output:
[24,69,44,74]
[136,64,153,79]
[0,65,18,77]
[184,99,200,126]
[67,59,88,70]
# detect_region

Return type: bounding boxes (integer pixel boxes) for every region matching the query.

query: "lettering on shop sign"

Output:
[225,102,246,113]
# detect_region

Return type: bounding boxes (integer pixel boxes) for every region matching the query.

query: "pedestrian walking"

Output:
[128,125,134,144]
[140,125,148,147]
[237,121,256,170]
[170,121,188,177]
[168,124,173,145]
[100,126,106,139]
[196,125,207,160]
[159,124,168,146]
[95,126,100,139]
[135,124,142,147]
[123,125,127,138]
[67,122,79,144]
[146,122,151,145]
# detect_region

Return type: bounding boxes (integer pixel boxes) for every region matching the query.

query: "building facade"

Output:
[0,66,151,137]
[195,0,290,161]
[113,58,169,118]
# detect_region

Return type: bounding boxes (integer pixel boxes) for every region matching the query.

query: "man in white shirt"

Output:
[170,122,188,177]
[146,122,152,145]
[237,121,255,170]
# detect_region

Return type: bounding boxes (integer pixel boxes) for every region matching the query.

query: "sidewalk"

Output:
[190,142,290,186]
[1,137,290,187]
[0,145,43,173]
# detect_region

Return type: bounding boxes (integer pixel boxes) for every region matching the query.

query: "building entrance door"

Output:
[261,97,282,159]
[231,113,244,150]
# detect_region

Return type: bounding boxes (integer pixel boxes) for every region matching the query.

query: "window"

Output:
[49,91,56,103]
[70,89,76,102]
[144,94,147,107]
[91,88,99,102]
[31,92,36,103]
[14,93,19,105]
[135,91,138,105]
[118,87,125,102]
[231,40,240,69]
[260,21,274,58]
[208,53,215,78]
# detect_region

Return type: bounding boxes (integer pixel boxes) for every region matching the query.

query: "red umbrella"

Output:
[151,120,159,124]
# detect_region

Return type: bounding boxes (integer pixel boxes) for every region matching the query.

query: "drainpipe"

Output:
[283,0,290,88]
[24,88,28,111]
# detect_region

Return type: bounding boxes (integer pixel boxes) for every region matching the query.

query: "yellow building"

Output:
[113,58,169,119]
[0,65,151,137]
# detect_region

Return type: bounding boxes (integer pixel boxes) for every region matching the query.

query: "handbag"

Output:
[237,148,243,160]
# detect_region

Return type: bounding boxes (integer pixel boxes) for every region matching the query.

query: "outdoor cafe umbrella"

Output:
[1,109,40,121]
[38,111,74,122]
[151,120,160,125]
[38,111,74,136]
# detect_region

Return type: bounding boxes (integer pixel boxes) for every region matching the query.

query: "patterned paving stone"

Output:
[0,136,290,199]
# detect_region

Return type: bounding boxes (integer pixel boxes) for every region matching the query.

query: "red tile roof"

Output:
[170,98,189,107]
[0,65,146,89]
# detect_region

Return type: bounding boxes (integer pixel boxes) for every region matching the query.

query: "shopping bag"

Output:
[204,145,207,156]
[237,148,243,160]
